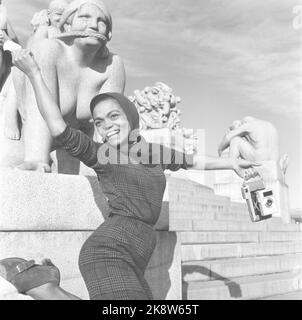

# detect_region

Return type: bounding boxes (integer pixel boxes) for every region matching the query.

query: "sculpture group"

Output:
[0,0,288,176]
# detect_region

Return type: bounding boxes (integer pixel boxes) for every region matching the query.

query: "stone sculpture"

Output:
[4,0,125,172]
[217,116,289,177]
[0,1,18,90]
[129,82,198,163]
[129,82,182,131]
[218,116,280,161]
[3,0,69,141]
[29,0,69,43]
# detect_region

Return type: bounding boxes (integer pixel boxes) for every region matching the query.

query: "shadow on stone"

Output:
[182,265,242,299]
[145,232,178,299]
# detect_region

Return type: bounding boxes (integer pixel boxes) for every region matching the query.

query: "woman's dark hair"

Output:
[90,92,140,130]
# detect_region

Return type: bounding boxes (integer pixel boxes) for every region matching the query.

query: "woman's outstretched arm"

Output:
[192,154,260,178]
[12,49,66,137]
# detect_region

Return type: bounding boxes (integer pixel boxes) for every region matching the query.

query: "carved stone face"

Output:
[48,0,68,28]
[229,120,242,130]
[49,11,64,28]
[93,98,131,147]
[70,3,108,45]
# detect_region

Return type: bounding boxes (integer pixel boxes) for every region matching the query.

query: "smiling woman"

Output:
[1,0,300,300]
[0,46,257,300]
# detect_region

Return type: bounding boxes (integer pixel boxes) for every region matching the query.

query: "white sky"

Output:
[4,0,302,208]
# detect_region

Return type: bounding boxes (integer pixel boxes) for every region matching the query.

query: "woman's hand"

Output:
[12,49,40,79]
[232,158,261,179]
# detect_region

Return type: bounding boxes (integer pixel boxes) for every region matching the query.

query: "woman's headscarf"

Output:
[90,92,140,131]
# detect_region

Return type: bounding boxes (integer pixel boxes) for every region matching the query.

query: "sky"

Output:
[4,0,302,208]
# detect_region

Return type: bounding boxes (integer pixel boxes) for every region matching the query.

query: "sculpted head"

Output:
[90,93,139,147]
[242,116,256,123]
[58,0,112,44]
[48,0,69,28]
[229,120,242,130]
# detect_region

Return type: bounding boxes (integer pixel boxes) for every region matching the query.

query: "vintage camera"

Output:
[241,175,277,222]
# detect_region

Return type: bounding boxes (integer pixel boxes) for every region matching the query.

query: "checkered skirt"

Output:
[78,214,157,300]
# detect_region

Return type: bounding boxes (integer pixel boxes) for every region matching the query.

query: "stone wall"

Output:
[0,169,181,300]
[1,169,301,300]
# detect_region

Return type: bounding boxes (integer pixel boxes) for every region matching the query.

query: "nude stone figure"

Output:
[28,0,69,45]
[0,1,20,141]
[8,0,125,172]
[0,1,18,90]
[217,116,288,178]
[218,116,280,162]
[4,0,69,141]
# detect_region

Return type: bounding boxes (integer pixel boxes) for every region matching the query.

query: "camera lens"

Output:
[265,198,273,207]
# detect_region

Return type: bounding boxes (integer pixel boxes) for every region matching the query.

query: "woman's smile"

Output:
[106,129,120,139]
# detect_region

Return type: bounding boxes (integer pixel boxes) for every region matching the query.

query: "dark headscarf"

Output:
[90,92,140,131]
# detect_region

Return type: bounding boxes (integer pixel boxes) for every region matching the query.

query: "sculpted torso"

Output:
[243,119,279,161]
[55,42,109,121]
[13,37,125,170]
[218,117,280,163]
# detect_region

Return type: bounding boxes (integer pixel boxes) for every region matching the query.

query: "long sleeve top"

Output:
[55,126,193,226]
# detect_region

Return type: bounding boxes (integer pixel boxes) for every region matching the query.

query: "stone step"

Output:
[229,202,249,215]
[170,199,230,214]
[183,271,302,300]
[261,290,302,300]
[259,232,302,242]
[171,210,251,221]
[182,253,302,281]
[181,241,302,261]
[170,218,301,232]
[168,177,214,195]
[180,231,302,244]
[180,231,259,244]
[215,212,250,221]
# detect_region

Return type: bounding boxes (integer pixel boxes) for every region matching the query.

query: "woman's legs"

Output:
[79,216,156,300]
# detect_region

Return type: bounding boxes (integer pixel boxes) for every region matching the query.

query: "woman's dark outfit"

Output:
[55,125,192,300]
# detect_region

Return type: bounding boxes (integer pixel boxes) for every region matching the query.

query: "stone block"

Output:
[0,231,181,300]
[0,169,107,231]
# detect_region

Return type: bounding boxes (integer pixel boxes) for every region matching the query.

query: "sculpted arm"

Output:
[218,124,251,156]
[6,19,19,43]
[100,54,125,93]
[14,41,61,166]
[30,25,49,42]
[12,48,66,136]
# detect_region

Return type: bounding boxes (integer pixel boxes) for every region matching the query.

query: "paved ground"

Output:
[261,291,302,300]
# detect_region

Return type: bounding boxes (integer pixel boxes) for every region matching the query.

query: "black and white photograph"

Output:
[0,0,301,306]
